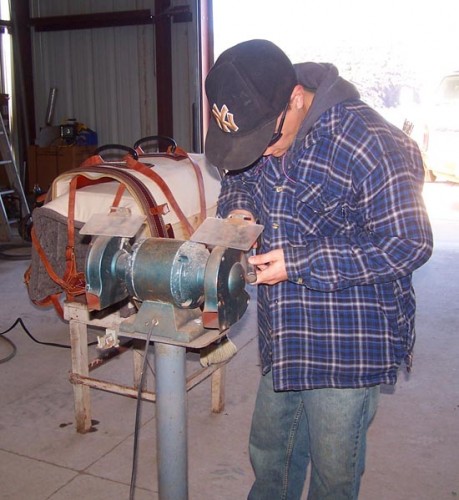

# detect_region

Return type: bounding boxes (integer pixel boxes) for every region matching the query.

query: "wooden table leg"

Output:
[69,319,92,433]
[211,364,226,413]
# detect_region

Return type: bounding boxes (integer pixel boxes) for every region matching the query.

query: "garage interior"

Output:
[0,2,458,500]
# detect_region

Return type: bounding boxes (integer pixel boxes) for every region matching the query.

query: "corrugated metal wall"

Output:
[29,0,200,151]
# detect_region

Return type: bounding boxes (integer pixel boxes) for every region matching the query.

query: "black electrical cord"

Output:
[129,322,156,500]
[3,316,157,495]
[0,317,98,363]
[0,335,17,364]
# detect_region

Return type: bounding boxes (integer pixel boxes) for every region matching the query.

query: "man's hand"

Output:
[227,209,256,223]
[248,248,287,285]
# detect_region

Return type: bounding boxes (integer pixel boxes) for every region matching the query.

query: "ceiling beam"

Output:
[29,7,191,32]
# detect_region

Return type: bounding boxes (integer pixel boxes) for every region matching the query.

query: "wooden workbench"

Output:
[64,302,227,433]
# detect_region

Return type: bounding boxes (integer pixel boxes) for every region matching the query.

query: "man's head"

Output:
[205,39,297,171]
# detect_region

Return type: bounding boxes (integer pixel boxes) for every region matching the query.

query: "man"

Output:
[205,39,433,499]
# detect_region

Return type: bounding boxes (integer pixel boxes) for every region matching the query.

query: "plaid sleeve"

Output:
[217,169,259,219]
[284,144,433,292]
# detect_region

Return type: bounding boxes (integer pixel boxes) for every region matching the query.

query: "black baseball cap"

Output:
[205,39,297,171]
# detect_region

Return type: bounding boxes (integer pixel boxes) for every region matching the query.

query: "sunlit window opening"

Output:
[213,0,457,126]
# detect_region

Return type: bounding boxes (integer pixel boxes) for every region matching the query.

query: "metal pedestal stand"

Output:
[119,301,229,500]
[155,343,188,500]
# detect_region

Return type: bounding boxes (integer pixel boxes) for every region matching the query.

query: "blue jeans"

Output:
[248,371,379,500]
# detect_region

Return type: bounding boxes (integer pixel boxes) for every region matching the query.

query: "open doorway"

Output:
[212,0,457,131]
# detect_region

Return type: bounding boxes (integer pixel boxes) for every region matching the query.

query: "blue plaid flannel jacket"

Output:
[217,99,433,391]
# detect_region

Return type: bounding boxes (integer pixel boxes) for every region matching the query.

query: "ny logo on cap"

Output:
[212,104,239,133]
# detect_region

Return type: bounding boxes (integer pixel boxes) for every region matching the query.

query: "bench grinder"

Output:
[81,211,263,500]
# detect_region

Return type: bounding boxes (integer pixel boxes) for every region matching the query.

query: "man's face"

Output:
[262,86,312,158]
[262,102,301,157]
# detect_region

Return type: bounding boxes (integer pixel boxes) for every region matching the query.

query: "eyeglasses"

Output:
[267,103,289,147]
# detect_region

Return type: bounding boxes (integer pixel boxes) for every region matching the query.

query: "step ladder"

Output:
[0,114,30,241]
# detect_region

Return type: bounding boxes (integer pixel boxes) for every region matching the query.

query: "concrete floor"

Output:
[0,181,458,500]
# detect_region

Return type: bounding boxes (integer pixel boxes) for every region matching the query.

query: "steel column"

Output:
[155,342,188,500]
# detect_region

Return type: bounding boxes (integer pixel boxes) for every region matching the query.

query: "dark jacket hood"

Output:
[294,62,360,145]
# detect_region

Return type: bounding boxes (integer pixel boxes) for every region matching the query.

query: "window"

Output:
[212,0,457,122]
